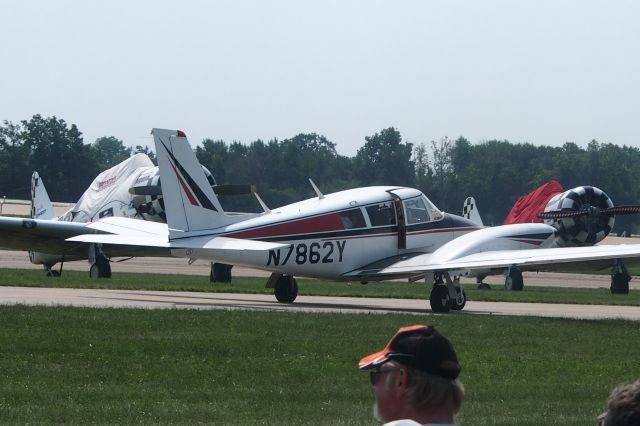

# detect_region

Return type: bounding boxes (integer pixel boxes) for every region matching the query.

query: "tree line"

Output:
[2,114,640,231]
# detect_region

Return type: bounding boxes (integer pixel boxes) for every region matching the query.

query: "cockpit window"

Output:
[403,195,443,224]
[339,208,366,229]
[404,197,430,224]
[423,195,443,220]
[366,202,396,227]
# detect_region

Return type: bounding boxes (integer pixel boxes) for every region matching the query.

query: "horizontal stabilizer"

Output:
[66,234,170,247]
[168,236,290,265]
[171,236,289,252]
[65,216,169,246]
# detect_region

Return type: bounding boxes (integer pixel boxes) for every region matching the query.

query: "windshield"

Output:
[404,195,443,224]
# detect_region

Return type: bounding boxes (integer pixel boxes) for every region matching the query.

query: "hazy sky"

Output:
[2,1,639,156]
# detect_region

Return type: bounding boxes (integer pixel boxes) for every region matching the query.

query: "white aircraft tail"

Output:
[463,196,483,226]
[152,128,230,238]
[30,172,57,220]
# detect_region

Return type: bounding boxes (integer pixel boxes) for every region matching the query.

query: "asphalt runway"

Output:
[1,286,639,320]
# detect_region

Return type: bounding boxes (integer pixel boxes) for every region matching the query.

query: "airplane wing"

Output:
[345,244,640,278]
[0,216,104,253]
[0,215,171,257]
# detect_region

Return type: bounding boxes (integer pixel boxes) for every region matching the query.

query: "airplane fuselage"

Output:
[168,186,482,280]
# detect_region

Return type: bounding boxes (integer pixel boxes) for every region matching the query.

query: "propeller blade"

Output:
[129,185,162,196]
[212,184,255,196]
[601,205,640,215]
[130,184,256,197]
[538,210,586,219]
[538,204,640,219]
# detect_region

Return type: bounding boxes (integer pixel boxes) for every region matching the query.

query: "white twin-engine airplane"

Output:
[59,128,640,312]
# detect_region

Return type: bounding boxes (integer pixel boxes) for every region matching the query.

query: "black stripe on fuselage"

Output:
[501,232,554,241]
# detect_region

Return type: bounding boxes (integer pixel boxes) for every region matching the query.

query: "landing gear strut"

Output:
[88,244,111,278]
[45,261,62,277]
[504,266,523,291]
[477,275,491,290]
[210,263,233,283]
[611,259,630,294]
[429,272,466,313]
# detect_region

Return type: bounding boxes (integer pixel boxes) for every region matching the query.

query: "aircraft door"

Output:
[388,192,406,250]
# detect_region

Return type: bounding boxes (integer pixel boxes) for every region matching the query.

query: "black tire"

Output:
[89,255,111,279]
[477,282,491,290]
[610,272,630,294]
[429,285,451,313]
[274,276,298,303]
[505,268,523,291]
[210,263,233,283]
[451,287,467,311]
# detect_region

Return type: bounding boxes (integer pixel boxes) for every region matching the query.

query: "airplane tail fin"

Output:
[30,172,57,220]
[152,128,230,237]
[463,196,483,226]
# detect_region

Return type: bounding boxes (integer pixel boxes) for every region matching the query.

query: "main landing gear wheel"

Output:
[89,254,111,279]
[610,272,630,294]
[450,287,467,311]
[505,267,523,291]
[210,263,233,283]
[429,285,451,313]
[274,275,298,303]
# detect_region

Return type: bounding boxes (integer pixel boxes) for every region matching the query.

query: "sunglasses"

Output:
[369,367,398,386]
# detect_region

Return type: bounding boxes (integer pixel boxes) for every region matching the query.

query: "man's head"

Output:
[599,380,640,426]
[359,324,464,423]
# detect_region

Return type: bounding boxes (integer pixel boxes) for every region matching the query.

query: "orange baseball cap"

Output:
[359,324,461,380]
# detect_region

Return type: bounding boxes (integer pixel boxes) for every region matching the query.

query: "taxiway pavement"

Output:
[1,286,638,321]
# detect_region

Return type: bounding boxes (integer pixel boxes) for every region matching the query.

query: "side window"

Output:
[339,208,366,229]
[404,197,430,224]
[366,202,396,227]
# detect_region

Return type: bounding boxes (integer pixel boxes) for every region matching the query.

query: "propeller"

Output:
[538,205,640,220]
[212,184,256,196]
[129,184,256,197]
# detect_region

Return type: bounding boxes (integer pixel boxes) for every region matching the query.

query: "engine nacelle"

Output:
[28,251,65,266]
[543,186,614,247]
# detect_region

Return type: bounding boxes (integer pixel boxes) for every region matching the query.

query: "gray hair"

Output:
[601,380,640,426]
[386,361,465,415]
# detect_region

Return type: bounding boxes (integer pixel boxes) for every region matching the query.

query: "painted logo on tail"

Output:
[158,137,218,212]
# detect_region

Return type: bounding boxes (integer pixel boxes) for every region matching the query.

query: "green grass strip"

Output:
[0,306,637,425]
[1,268,639,306]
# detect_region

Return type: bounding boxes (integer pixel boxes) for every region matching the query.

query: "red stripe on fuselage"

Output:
[226,213,345,239]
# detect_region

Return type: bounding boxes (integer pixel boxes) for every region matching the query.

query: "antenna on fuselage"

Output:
[254,193,271,213]
[309,179,324,199]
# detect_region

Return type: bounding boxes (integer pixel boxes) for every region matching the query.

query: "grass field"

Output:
[0,305,637,425]
[1,268,639,307]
